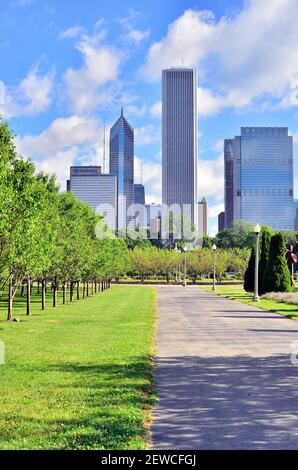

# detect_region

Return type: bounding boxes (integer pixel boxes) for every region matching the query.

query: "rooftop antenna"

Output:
[103,118,106,174]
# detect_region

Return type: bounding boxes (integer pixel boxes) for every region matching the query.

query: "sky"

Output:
[1,0,298,235]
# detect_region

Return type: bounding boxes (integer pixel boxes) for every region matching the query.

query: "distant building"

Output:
[109,108,134,229]
[224,139,234,229]
[145,203,162,238]
[162,68,198,230]
[218,212,225,232]
[66,179,70,192]
[198,197,208,236]
[134,184,145,205]
[224,127,294,231]
[69,166,118,231]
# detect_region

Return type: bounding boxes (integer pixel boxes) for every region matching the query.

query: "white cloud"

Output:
[208,202,224,219]
[59,26,84,40]
[127,29,150,44]
[142,1,298,113]
[135,156,162,203]
[134,124,160,146]
[17,115,99,157]
[150,100,162,118]
[0,67,54,118]
[198,155,224,202]
[64,35,121,113]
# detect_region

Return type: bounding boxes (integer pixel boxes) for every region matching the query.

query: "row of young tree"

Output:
[244,228,292,294]
[0,118,129,320]
[129,246,250,283]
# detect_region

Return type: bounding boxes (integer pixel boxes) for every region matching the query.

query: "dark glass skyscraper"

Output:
[162,68,198,229]
[224,139,234,229]
[109,109,134,228]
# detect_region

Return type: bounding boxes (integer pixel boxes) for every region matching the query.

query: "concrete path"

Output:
[151,286,298,449]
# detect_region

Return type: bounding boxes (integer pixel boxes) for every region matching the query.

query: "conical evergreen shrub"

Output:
[259,227,272,295]
[244,246,255,293]
[262,233,291,293]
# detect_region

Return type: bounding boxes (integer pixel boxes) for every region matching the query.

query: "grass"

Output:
[0,284,156,450]
[200,284,298,320]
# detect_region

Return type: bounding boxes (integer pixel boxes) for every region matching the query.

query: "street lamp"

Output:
[253,223,261,302]
[183,247,188,287]
[212,243,217,291]
[174,245,181,284]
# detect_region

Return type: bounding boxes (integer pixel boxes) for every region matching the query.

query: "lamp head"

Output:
[253,223,261,234]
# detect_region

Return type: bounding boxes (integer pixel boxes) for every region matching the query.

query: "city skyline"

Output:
[1,1,298,234]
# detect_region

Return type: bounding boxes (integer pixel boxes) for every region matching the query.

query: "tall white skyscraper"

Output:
[162,68,198,231]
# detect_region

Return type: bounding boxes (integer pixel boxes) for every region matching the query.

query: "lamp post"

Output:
[253,223,261,302]
[183,247,187,287]
[174,245,181,284]
[212,243,217,291]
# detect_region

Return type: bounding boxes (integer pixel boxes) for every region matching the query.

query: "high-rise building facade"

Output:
[109,109,134,228]
[134,184,145,205]
[218,212,225,232]
[69,166,118,231]
[224,127,294,230]
[224,139,234,229]
[198,197,208,236]
[162,68,198,230]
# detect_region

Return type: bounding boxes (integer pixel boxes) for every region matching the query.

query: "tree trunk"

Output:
[77,281,80,300]
[53,282,57,307]
[37,281,40,294]
[26,278,31,316]
[63,282,66,305]
[21,285,24,297]
[42,279,46,310]
[91,281,94,295]
[83,282,86,299]
[86,282,89,297]
[7,278,13,321]
[94,280,97,293]
[70,282,74,302]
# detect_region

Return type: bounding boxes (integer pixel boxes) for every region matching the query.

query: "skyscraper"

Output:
[198,197,208,236]
[224,127,294,230]
[134,184,145,205]
[218,212,225,232]
[224,139,234,229]
[162,68,198,230]
[109,109,134,228]
[69,166,118,231]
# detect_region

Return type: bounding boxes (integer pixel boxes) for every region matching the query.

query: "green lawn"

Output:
[200,284,298,320]
[0,285,156,450]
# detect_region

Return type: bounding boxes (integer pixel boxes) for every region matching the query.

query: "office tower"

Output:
[162,68,198,231]
[224,139,234,229]
[218,212,225,233]
[224,127,294,230]
[109,108,134,228]
[198,197,208,236]
[134,184,145,205]
[69,166,118,231]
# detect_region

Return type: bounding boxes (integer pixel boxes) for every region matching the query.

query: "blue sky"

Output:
[1,0,298,234]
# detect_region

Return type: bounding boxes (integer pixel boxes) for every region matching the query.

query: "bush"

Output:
[262,233,291,293]
[259,227,272,295]
[244,247,255,293]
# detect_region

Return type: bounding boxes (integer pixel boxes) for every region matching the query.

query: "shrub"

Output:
[262,233,291,293]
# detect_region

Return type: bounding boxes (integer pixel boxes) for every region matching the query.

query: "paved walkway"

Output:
[151,286,298,449]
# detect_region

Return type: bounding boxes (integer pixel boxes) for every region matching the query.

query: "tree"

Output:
[244,247,255,293]
[259,227,272,295]
[215,221,255,249]
[262,233,291,293]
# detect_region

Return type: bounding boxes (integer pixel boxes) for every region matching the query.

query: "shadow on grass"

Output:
[0,357,156,450]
